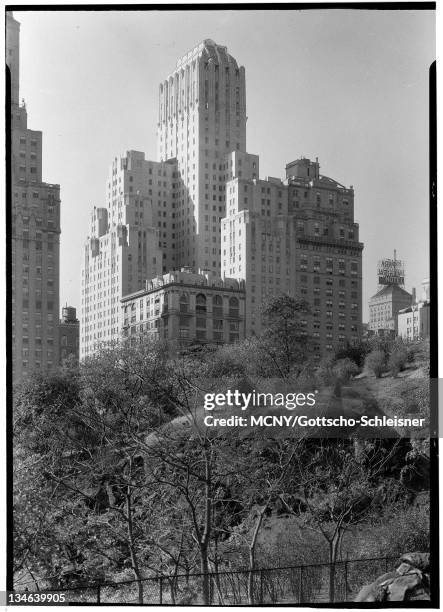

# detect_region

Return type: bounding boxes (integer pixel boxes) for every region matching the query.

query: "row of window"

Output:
[19,137,38,146]
[21,360,53,370]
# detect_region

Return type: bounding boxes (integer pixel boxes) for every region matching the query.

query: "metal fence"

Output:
[21,556,398,604]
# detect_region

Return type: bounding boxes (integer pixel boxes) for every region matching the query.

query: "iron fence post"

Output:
[299,565,303,604]
[159,576,163,605]
[344,561,348,601]
[97,584,101,604]
[259,569,264,604]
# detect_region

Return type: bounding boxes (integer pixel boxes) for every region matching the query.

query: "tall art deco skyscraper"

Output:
[7,13,61,381]
[157,39,256,272]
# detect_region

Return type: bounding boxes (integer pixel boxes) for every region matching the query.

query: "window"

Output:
[213,295,223,317]
[229,297,239,317]
[196,294,207,314]
[179,294,189,313]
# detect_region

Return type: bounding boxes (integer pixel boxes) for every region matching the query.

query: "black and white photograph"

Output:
[6,3,437,606]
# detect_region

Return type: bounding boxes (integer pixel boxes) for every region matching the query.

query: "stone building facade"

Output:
[398,302,430,341]
[121,269,245,347]
[8,13,61,381]
[368,284,413,335]
[222,157,363,357]
[397,279,431,340]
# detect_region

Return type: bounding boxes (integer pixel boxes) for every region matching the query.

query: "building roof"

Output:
[370,284,412,301]
[175,39,239,71]
[398,300,430,315]
[121,269,245,303]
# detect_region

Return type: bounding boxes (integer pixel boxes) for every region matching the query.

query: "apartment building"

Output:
[368,284,413,335]
[397,278,430,340]
[8,13,61,381]
[222,157,363,357]
[80,151,176,358]
[121,268,245,347]
[398,302,430,340]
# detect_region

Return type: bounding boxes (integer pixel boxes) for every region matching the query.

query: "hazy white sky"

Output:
[14,8,435,320]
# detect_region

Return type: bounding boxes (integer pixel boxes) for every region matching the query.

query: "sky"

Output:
[13,8,435,321]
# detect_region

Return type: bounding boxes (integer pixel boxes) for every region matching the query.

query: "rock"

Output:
[355,552,430,602]
[399,552,430,572]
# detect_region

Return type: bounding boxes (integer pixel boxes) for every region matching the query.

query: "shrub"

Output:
[406,347,416,363]
[332,358,359,382]
[296,363,319,388]
[316,357,335,386]
[364,350,386,378]
[367,336,391,356]
[344,498,430,561]
[335,341,369,369]
[388,348,408,376]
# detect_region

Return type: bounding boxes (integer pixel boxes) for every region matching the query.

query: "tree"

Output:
[14,334,421,605]
[388,348,408,376]
[237,438,307,604]
[277,440,403,602]
[259,294,311,377]
[138,419,251,604]
[334,340,368,369]
[365,350,386,378]
[332,358,359,383]
[13,339,191,597]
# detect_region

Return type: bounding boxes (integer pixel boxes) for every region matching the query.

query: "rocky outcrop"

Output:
[355,553,430,602]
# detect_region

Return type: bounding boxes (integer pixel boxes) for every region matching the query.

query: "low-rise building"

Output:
[397,279,431,340]
[368,284,413,335]
[121,268,246,347]
[398,301,430,340]
[58,306,79,363]
[421,278,430,302]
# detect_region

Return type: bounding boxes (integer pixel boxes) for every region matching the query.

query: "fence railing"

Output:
[14,556,398,605]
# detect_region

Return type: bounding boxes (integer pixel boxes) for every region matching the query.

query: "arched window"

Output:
[196,293,207,314]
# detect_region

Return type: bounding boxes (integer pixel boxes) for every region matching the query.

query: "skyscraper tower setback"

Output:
[7,13,61,382]
[157,39,249,273]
